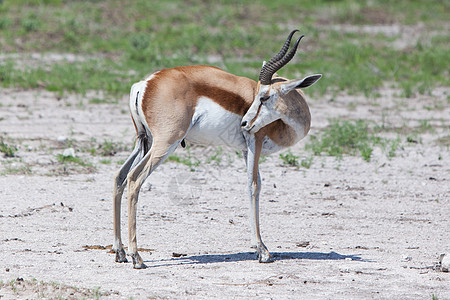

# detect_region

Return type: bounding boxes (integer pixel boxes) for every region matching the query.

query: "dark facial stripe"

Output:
[249,103,263,128]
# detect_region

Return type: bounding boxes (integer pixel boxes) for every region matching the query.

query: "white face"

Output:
[240,84,282,134]
[240,73,322,134]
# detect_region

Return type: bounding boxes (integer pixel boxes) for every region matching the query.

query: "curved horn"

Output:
[259,30,298,85]
[263,29,299,69]
[259,33,304,85]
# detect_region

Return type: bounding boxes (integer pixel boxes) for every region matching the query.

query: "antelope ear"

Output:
[280,74,322,94]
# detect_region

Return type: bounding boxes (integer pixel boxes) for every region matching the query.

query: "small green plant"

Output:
[0,139,18,157]
[89,98,108,104]
[98,140,124,156]
[8,279,18,293]
[300,156,313,169]
[259,155,268,163]
[360,142,373,162]
[387,137,401,159]
[206,147,223,164]
[406,135,420,144]
[417,119,434,133]
[167,154,200,171]
[280,150,299,167]
[99,140,116,156]
[3,164,32,175]
[99,159,112,165]
[91,286,102,299]
[167,146,200,171]
[57,154,92,167]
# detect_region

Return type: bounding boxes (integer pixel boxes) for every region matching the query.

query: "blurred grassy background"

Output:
[0,0,448,98]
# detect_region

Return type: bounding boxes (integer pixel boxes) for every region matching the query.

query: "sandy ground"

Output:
[0,86,449,299]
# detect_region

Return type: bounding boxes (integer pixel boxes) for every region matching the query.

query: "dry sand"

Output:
[0,86,449,299]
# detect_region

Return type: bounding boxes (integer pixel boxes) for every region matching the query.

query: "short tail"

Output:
[129,81,152,156]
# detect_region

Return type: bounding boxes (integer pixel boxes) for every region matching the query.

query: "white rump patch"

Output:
[129,80,150,135]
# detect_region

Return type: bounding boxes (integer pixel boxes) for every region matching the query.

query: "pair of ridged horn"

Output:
[259,29,304,85]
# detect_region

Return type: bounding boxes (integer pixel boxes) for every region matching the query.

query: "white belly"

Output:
[186,97,247,149]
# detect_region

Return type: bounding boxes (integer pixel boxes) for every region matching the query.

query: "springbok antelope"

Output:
[113,29,321,269]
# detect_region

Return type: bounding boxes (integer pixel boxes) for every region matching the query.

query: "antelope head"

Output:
[240,30,322,134]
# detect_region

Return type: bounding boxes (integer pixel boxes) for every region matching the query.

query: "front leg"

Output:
[244,133,273,263]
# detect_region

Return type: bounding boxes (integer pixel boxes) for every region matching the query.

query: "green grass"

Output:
[1,164,32,175]
[99,159,112,165]
[279,149,313,169]
[0,58,129,96]
[206,147,224,164]
[435,136,450,147]
[305,119,401,162]
[0,138,18,157]
[279,150,299,167]
[89,98,115,104]
[56,154,92,167]
[300,156,314,169]
[167,154,200,171]
[97,140,123,156]
[79,139,127,156]
[0,0,448,97]
[167,146,200,171]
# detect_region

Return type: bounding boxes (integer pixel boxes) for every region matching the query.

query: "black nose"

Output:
[241,120,247,127]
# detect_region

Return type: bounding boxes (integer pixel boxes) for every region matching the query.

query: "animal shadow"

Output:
[146,251,366,268]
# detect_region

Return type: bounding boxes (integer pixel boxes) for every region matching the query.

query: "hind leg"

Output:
[113,137,149,263]
[126,140,180,269]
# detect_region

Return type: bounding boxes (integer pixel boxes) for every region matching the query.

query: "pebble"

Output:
[401,255,412,262]
[142,181,152,191]
[57,136,68,143]
[440,254,449,272]
[62,148,75,157]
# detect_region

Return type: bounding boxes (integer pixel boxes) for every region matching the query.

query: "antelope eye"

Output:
[260,95,270,102]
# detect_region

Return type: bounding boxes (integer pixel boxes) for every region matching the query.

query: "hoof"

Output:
[258,252,274,263]
[130,253,146,269]
[115,249,128,263]
[133,262,147,269]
